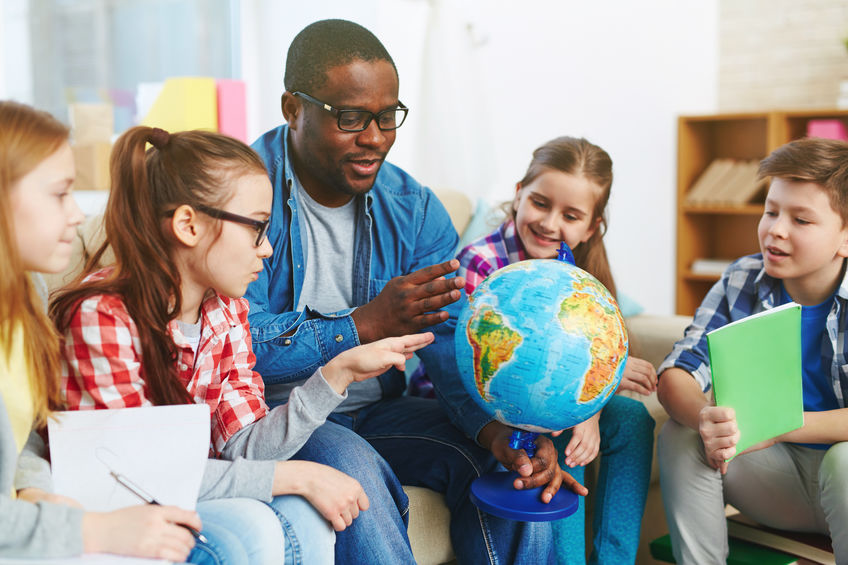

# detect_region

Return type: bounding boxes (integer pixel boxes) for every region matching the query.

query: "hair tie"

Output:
[149,127,171,149]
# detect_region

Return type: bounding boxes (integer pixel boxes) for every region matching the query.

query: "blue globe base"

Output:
[470,471,579,522]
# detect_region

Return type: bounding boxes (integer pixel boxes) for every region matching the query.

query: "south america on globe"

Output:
[455,259,628,433]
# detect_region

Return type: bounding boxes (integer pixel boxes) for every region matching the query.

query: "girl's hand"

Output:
[617,356,657,396]
[275,461,369,532]
[17,487,83,508]
[322,332,435,395]
[82,505,199,562]
[563,412,601,467]
[698,405,739,474]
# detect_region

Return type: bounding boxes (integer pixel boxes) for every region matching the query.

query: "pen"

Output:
[109,470,208,544]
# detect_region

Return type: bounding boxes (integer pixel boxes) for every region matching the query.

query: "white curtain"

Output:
[414,0,495,201]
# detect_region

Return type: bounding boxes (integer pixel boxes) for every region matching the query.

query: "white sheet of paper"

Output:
[48,404,209,512]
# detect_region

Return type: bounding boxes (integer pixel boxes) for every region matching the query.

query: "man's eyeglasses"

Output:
[293,91,409,132]
[165,205,270,247]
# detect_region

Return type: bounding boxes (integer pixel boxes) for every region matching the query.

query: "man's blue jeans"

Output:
[291,396,555,564]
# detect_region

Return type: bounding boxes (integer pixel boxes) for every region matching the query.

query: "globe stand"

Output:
[469,430,579,522]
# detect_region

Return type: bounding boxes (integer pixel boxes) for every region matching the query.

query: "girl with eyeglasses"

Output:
[50,125,433,564]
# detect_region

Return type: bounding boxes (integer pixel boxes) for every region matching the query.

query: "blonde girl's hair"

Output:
[0,101,68,426]
[51,127,267,406]
[511,136,616,297]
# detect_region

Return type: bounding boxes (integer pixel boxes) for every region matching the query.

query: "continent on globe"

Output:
[466,306,523,400]
[557,277,628,403]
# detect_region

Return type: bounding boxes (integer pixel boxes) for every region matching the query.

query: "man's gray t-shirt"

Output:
[264,175,382,412]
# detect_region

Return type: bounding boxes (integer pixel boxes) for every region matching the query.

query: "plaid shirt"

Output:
[61,269,269,454]
[456,220,527,295]
[659,254,848,408]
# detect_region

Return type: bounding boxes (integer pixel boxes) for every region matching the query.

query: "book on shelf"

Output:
[685,159,735,205]
[690,258,734,276]
[727,512,834,565]
[686,159,768,207]
[707,302,804,456]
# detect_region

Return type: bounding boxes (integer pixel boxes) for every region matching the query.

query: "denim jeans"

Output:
[188,496,335,565]
[291,396,554,565]
[551,395,655,565]
[266,493,336,565]
[189,498,285,565]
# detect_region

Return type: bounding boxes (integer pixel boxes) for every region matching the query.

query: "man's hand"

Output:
[352,260,464,343]
[478,421,589,504]
[617,356,657,396]
[698,405,740,474]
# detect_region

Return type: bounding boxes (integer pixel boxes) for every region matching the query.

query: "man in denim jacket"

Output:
[245,19,572,565]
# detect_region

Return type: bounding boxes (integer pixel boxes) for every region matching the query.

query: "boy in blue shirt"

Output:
[657,137,848,564]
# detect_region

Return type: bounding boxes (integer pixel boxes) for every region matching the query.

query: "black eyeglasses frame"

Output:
[292,91,409,132]
[165,205,270,247]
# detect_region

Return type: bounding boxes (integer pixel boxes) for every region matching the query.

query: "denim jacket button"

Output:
[335,334,344,343]
[283,338,292,346]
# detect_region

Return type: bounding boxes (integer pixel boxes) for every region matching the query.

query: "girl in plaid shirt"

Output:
[456,137,656,565]
[50,126,433,564]
[0,101,202,561]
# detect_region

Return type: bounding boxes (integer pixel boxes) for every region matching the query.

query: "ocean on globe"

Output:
[455,259,628,433]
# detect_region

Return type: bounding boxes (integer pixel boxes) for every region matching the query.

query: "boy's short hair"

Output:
[284,19,397,95]
[759,137,848,224]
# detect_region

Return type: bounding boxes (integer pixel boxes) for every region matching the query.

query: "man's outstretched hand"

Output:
[352,259,464,343]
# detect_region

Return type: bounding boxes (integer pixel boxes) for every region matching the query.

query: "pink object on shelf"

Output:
[806,119,848,141]
[217,79,247,142]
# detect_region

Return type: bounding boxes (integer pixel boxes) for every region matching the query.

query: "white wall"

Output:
[242,0,719,315]
[0,0,33,102]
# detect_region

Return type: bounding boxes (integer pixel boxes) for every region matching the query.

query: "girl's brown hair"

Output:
[51,127,267,406]
[0,101,68,426]
[512,136,617,297]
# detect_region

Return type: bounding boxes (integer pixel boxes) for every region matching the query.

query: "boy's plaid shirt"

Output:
[61,269,269,454]
[659,254,848,407]
[456,220,527,295]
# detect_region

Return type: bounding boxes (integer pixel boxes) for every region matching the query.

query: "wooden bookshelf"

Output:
[675,109,848,315]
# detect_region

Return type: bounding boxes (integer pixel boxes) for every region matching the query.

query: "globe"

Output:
[455,258,628,433]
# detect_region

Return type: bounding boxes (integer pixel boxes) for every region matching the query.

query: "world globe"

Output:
[455,258,628,433]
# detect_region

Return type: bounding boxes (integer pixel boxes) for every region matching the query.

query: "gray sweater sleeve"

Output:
[198,457,277,502]
[221,368,345,461]
[0,498,85,558]
[14,430,53,492]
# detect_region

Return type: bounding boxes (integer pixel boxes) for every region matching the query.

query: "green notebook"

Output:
[707,302,804,456]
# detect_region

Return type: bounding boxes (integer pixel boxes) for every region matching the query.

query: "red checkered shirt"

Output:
[61,269,269,454]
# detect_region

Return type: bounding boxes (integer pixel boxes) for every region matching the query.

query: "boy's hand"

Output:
[480,422,589,503]
[352,260,464,343]
[698,405,739,473]
[563,412,600,468]
[322,332,434,395]
[617,357,657,396]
